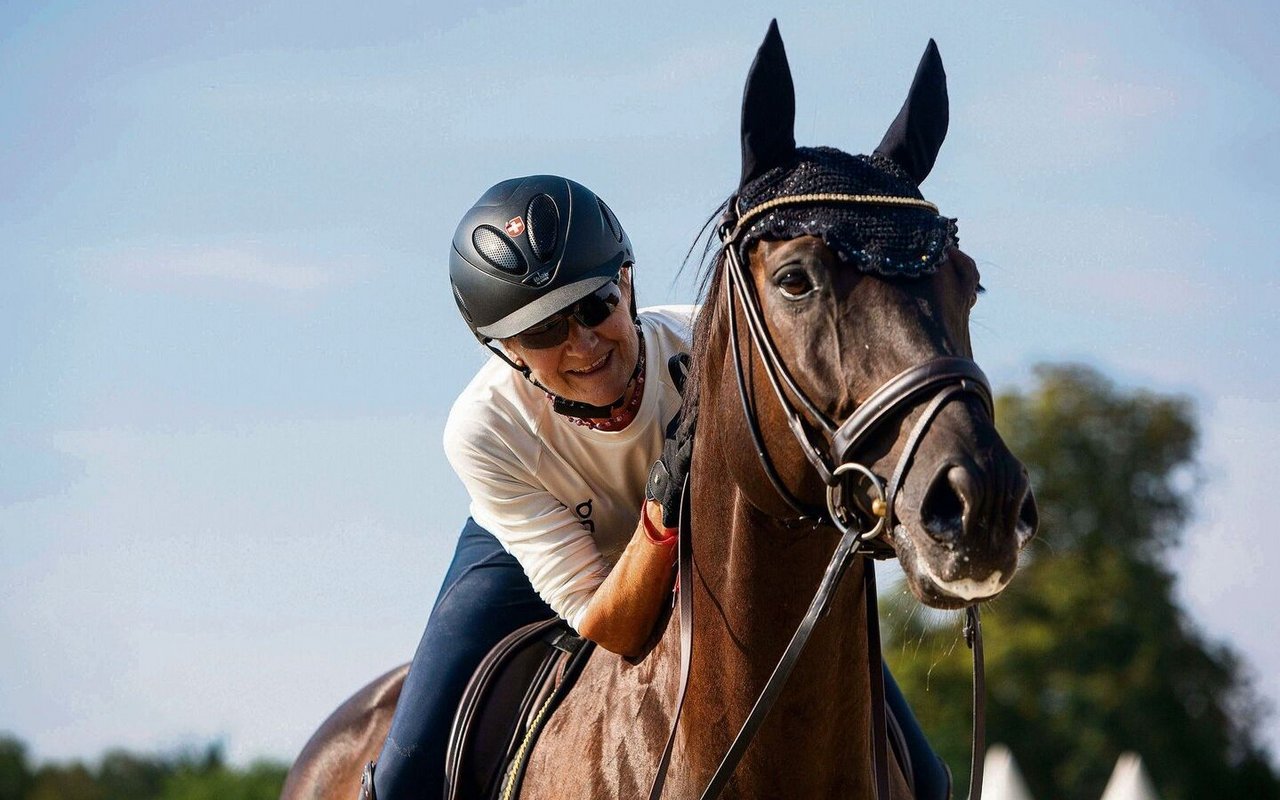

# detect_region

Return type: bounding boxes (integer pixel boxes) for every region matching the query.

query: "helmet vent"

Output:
[598,198,622,243]
[526,194,559,263]
[472,225,527,275]
[451,283,473,324]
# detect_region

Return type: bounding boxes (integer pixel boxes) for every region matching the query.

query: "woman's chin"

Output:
[567,380,627,409]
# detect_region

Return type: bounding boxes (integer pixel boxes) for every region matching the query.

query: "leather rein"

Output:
[648,198,992,800]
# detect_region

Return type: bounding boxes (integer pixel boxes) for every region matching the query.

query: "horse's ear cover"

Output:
[874,40,949,185]
[739,19,797,188]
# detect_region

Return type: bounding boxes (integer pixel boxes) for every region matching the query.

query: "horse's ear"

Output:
[874,39,948,185]
[739,19,796,188]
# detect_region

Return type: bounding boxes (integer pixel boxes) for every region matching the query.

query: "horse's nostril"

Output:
[920,466,969,543]
[1016,486,1039,546]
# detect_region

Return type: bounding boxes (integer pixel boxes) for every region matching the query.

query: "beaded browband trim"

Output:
[726,193,941,243]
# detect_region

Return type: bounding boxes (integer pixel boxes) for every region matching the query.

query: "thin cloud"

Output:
[1054,48,1181,121]
[974,203,1222,317]
[84,243,346,294]
[966,46,1182,175]
[0,414,461,762]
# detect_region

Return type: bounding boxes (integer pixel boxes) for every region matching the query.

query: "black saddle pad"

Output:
[444,617,592,800]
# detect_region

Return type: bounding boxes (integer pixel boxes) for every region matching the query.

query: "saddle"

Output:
[443,617,594,800]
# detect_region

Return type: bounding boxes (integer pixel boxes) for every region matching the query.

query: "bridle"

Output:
[722,192,993,533]
[649,193,993,800]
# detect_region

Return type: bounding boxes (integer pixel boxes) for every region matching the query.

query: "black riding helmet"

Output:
[450,175,640,417]
[450,175,634,342]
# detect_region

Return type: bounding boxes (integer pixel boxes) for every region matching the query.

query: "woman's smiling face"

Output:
[502,267,639,408]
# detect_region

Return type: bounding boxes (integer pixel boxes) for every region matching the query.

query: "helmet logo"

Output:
[505,216,526,237]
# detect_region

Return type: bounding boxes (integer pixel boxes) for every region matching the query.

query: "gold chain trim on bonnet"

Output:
[727,193,940,243]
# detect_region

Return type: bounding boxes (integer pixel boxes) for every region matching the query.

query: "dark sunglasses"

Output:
[513,280,622,350]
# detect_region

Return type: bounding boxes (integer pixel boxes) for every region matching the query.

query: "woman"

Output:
[363,175,948,799]
[365,175,691,799]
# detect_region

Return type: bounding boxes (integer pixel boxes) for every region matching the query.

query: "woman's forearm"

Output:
[575,500,677,656]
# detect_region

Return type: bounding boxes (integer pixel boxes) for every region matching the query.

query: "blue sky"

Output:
[2,0,1277,770]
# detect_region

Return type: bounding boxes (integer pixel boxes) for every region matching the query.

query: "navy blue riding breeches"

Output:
[373,518,555,798]
[373,519,950,799]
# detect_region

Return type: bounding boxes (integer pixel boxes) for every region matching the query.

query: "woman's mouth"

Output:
[567,350,612,376]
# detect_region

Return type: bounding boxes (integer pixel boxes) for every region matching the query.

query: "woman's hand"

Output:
[646,407,694,528]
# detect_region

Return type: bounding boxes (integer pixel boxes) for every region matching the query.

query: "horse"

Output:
[283,21,1037,800]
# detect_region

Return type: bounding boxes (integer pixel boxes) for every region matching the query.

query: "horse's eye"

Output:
[776,269,814,298]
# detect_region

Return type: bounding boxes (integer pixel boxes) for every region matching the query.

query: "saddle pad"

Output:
[444,617,593,800]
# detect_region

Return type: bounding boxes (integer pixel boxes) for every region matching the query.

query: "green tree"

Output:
[0,736,289,800]
[0,736,34,800]
[97,750,168,800]
[28,762,102,800]
[161,760,289,800]
[885,364,1279,800]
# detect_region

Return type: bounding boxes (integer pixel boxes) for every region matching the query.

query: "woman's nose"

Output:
[563,319,598,354]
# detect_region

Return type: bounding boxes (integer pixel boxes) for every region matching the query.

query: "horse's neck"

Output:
[678,478,879,797]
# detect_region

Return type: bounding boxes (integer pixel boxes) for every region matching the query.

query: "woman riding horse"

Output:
[358,174,949,798]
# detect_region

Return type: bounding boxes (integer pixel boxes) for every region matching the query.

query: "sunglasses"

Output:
[513,280,622,349]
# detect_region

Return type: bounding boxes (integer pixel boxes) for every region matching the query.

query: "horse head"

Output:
[695,21,1038,611]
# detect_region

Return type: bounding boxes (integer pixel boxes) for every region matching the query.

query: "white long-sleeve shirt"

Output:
[443,305,694,630]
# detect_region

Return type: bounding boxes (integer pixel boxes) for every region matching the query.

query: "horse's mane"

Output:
[676,197,731,437]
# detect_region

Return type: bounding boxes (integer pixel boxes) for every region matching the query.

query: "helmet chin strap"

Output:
[551,392,627,419]
[487,320,644,420]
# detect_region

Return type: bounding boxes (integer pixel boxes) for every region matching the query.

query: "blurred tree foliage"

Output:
[0,737,287,800]
[885,364,1279,800]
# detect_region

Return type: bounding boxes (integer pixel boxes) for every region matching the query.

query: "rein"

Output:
[648,195,991,800]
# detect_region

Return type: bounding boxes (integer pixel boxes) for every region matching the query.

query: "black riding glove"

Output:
[646,354,694,529]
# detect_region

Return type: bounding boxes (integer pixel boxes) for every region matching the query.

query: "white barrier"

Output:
[979,746,1161,800]
[1099,752,1161,800]
[981,743,1036,800]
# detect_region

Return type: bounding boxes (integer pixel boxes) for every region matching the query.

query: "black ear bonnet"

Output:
[731,22,957,278]
[734,148,957,278]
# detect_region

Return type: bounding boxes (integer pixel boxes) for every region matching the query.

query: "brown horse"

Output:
[284,22,1037,800]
